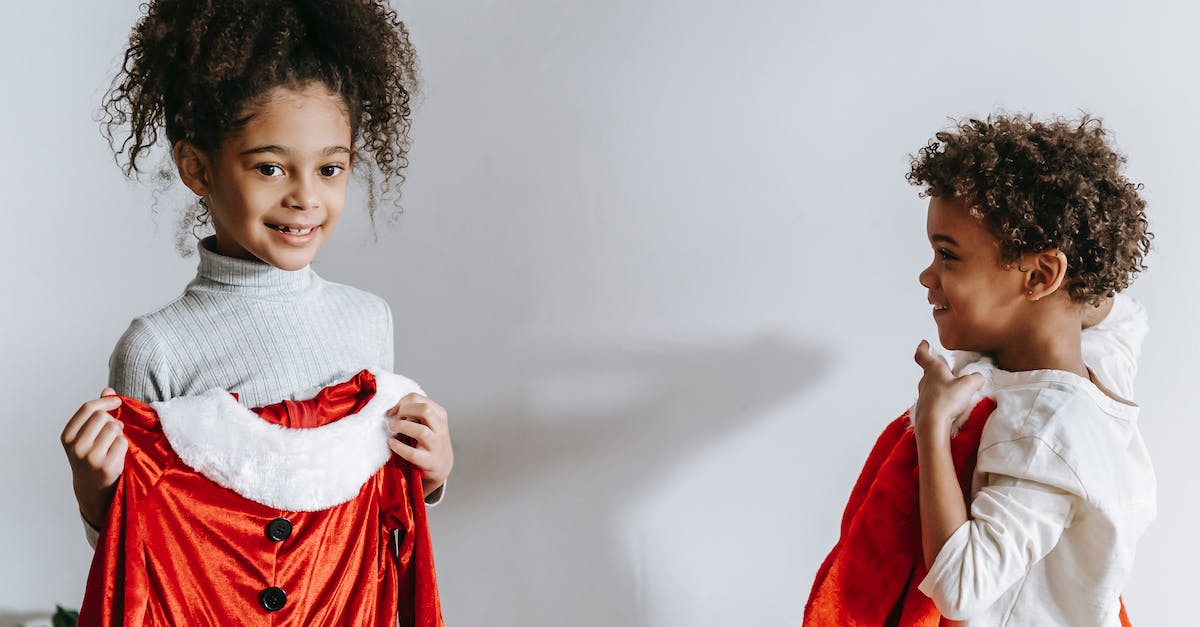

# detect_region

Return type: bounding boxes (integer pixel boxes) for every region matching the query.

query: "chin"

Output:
[252,248,317,271]
[270,256,315,271]
[934,327,967,352]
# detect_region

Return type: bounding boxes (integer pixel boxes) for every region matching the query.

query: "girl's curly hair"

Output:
[907,114,1151,306]
[101,0,419,223]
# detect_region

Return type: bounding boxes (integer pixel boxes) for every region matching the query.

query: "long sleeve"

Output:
[918,436,1082,620]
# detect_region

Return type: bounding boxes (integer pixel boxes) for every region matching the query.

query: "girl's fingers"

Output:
[88,421,124,465]
[388,417,433,444]
[106,430,129,461]
[63,397,122,443]
[70,413,115,456]
[387,437,430,469]
[388,395,448,429]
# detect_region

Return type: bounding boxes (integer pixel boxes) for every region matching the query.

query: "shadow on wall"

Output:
[0,612,51,627]
[432,334,829,627]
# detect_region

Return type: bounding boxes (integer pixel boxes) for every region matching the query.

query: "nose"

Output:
[285,173,320,211]
[918,261,937,289]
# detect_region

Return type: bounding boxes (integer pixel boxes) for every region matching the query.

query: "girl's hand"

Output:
[913,341,985,440]
[386,393,454,498]
[61,388,127,528]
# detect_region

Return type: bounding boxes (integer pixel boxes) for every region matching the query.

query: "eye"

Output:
[937,248,958,262]
[320,164,345,177]
[256,164,283,177]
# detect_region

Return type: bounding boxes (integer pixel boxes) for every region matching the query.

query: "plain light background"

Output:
[2,1,1196,625]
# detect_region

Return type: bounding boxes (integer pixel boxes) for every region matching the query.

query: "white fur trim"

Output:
[155,369,423,511]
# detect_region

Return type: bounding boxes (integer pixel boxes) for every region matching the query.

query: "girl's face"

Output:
[918,195,1028,352]
[188,83,353,270]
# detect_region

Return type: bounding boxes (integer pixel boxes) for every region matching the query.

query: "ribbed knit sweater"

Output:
[83,236,445,547]
[108,236,394,407]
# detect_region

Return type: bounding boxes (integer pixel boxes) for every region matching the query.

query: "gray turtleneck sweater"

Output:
[108,237,394,407]
[84,236,442,547]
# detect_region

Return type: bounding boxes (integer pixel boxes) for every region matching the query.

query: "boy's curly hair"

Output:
[101,0,419,222]
[907,114,1151,305]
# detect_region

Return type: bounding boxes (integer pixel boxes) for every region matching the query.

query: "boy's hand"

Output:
[61,388,127,528]
[386,393,453,498]
[913,341,985,439]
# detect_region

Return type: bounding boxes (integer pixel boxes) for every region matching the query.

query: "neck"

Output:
[194,236,315,295]
[989,305,1086,377]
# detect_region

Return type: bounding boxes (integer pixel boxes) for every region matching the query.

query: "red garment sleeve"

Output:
[380,456,444,627]
[78,396,173,627]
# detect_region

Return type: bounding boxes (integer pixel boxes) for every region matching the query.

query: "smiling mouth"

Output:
[266,223,317,235]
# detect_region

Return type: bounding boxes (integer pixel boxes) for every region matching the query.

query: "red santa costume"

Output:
[78,368,443,626]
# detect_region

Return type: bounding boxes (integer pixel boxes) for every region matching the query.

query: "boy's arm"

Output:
[912,343,1079,620]
[917,440,1077,619]
[911,342,981,567]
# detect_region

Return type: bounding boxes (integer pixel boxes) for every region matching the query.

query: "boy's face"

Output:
[918,195,1028,352]
[201,82,353,270]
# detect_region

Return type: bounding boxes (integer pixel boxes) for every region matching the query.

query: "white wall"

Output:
[2,1,1196,625]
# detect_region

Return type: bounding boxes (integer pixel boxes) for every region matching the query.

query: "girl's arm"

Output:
[61,391,127,539]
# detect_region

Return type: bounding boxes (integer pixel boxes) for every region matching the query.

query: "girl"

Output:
[909,114,1154,624]
[60,0,453,549]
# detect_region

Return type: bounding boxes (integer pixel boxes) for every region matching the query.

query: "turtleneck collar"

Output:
[192,236,317,296]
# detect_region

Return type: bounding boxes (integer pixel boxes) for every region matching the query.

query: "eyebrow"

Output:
[239,145,352,157]
[930,234,960,247]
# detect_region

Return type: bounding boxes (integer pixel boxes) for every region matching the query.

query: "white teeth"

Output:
[270,225,314,235]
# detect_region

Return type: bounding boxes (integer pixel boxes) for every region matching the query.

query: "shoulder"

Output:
[978,371,1149,503]
[312,277,392,317]
[109,315,176,402]
[983,371,1135,443]
[110,315,169,361]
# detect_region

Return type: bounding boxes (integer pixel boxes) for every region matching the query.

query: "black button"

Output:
[260,586,286,612]
[265,517,292,542]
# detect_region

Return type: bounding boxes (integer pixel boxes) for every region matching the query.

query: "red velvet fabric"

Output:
[804,397,1134,626]
[78,370,443,626]
[804,399,995,626]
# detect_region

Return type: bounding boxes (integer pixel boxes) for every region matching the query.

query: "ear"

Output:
[172,141,212,196]
[1021,250,1069,302]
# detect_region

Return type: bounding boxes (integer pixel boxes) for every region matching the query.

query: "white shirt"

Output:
[920,295,1155,625]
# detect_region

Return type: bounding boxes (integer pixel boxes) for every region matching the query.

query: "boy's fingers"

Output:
[914,340,933,367]
[915,340,950,374]
[963,372,986,392]
[101,387,117,398]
